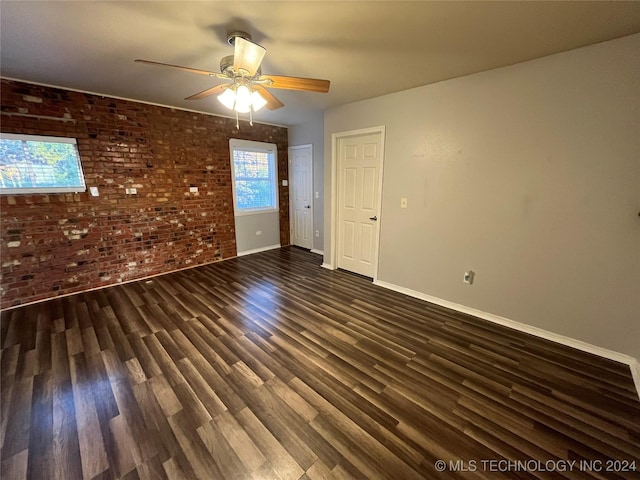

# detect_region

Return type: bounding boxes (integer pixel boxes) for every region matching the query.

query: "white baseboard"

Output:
[311,249,324,256]
[373,279,640,401]
[321,263,334,270]
[237,244,281,257]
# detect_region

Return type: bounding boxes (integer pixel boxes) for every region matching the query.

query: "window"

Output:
[0,133,86,194]
[229,139,278,215]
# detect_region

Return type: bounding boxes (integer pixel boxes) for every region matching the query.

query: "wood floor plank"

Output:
[180,320,235,376]
[0,449,28,480]
[26,370,54,479]
[51,379,82,480]
[174,331,246,415]
[1,247,638,479]
[1,374,34,460]
[143,334,187,388]
[197,420,250,480]
[0,344,20,450]
[305,458,332,480]
[234,407,305,480]
[160,455,192,480]
[127,335,162,380]
[166,411,225,480]
[107,414,139,478]
[68,353,109,480]
[148,374,182,418]
[211,410,267,474]
[131,382,183,465]
[65,327,84,358]
[135,455,167,480]
[50,331,83,480]
[175,357,228,418]
[111,377,158,464]
[266,376,318,424]
[80,327,101,357]
[310,413,420,480]
[238,383,320,471]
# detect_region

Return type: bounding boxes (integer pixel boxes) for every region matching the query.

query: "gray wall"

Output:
[324,34,640,360]
[235,212,281,254]
[289,110,325,252]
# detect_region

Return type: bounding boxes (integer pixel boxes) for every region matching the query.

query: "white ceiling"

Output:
[2,1,640,127]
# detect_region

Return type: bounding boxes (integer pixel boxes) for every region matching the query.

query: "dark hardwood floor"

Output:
[1,246,639,480]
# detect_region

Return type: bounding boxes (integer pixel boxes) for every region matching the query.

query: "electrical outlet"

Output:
[315,230,319,237]
[463,270,475,284]
[401,197,408,208]
[256,230,262,236]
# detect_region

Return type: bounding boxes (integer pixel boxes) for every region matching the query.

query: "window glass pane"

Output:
[235,179,273,209]
[233,150,270,179]
[230,139,278,214]
[0,134,86,194]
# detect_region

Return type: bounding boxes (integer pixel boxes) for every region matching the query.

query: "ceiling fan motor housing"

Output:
[220,55,235,74]
[220,54,261,77]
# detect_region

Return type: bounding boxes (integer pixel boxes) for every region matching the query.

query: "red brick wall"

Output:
[0,79,289,309]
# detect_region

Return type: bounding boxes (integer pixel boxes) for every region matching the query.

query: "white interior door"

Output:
[337,132,382,277]
[289,145,313,249]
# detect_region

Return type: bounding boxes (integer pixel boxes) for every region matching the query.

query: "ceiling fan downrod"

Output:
[226,31,252,46]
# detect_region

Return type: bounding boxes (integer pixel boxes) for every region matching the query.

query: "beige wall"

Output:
[324,34,640,360]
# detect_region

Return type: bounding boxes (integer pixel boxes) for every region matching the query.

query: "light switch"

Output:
[401,197,408,208]
[315,192,319,199]
[282,180,288,187]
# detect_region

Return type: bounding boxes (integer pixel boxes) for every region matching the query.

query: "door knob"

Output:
[369,216,377,221]
[304,205,311,208]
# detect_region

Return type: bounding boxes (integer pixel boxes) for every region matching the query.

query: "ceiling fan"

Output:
[135,31,330,124]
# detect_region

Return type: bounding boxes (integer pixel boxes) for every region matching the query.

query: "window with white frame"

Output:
[0,133,86,194]
[229,139,278,215]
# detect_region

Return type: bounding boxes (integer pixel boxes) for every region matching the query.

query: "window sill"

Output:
[234,208,279,217]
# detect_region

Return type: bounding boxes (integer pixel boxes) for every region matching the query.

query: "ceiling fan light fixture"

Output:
[234,85,252,113]
[218,84,267,114]
[251,90,267,111]
[217,87,236,110]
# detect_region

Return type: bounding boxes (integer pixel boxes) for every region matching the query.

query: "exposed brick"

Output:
[1,79,289,308]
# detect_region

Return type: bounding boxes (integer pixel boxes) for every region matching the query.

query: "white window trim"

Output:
[229,138,279,217]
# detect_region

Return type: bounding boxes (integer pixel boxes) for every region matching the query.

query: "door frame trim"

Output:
[329,126,385,281]
[288,144,314,249]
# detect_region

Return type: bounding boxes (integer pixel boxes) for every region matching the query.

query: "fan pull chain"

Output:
[249,108,254,127]
[235,110,239,130]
